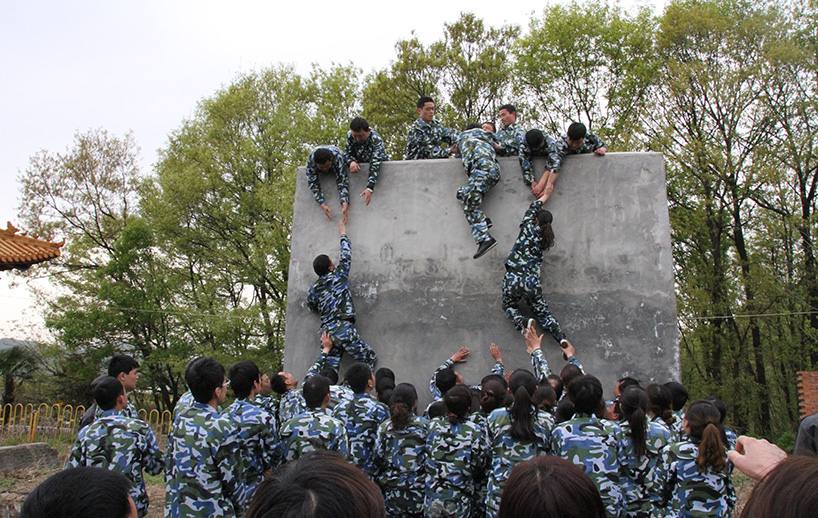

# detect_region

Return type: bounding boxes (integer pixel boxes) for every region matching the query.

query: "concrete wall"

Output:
[284,153,679,407]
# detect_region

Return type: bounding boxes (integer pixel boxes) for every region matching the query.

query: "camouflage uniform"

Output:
[67,409,164,518]
[306,145,349,206]
[456,128,501,245]
[344,129,390,192]
[279,408,350,461]
[278,388,306,425]
[224,398,279,503]
[484,407,555,518]
[405,118,457,160]
[172,390,196,422]
[332,392,390,476]
[553,132,607,171]
[724,428,737,451]
[424,416,488,518]
[671,410,686,442]
[374,415,430,517]
[656,439,735,517]
[93,397,139,421]
[165,402,246,518]
[619,421,671,518]
[304,350,356,411]
[529,348,585,383]
[503,200,566,341]
[495,122,525,158]
[307,234,377,370]
[253,393,278,417]
[551,413,625,518]
[520,133,559,186]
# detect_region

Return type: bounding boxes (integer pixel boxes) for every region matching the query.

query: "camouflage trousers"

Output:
[502,270,565,342]
[457,158,500,244]
[320,320,377,370]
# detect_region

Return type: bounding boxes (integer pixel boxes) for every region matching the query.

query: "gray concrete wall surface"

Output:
[284,153,679,407]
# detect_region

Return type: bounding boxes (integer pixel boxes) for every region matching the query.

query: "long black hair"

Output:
[535,209,555,250]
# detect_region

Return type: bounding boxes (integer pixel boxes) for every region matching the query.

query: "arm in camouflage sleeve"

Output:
[217,426,248,512]
[430,359,455,399]
[587,133,606,151]
[337,234,352,281]
[530,349,552,383]
[519,143,535,186]
[366,134,390,191]
[143,426,165,476]
[65,433,85,468]
[306,163,325,205]
[343,133,355,167]
[334,153,350,205]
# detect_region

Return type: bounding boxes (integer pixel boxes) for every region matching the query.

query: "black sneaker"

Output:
[486,217,493,229]
[473,237,497,259]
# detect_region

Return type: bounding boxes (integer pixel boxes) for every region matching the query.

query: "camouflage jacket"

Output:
[457,128,498,173]
[495,122,525,157]
[344,129,390,191]
[172,390,196,422]
[67,410,164,517]
[332,392,390,475]
[405,118,457,160]
[306,145,349,205]
[656,439,735,517]
[551,413,625,518]
[224,398,279,501]
[165,402,246,518]
[279,408,350,461]
[484,407,555,518]
[619,421,671,518]
[520,133,559,185]
[553,132,606,172]
[252,394,278,417]
[529,349,585,383]
[429,358,504,401]
[307,234,356,327]
[505,200,546,274]
[374,415,429,516]
[278,389,306,425]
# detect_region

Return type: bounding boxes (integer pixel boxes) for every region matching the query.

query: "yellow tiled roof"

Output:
[0,222,64,271]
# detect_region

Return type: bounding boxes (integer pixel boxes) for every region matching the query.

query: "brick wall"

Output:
[798,371,818,418]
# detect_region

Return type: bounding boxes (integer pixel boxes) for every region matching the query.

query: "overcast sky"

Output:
[0,0,661,339]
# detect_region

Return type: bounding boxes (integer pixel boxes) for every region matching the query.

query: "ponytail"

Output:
[390,402,410,430]
[443,385,472,425]
[620,387,650,458]
[686,400,728,473]
[630,408,648,458]
[536,209,555,251]
[389,383,418,431]
[508,370,538,442]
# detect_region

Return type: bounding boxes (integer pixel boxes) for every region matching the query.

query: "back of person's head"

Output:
[481,378,507,414]
[507,369,539,442]
[740,455,818,518]
[703,395,728,424]
[618,376,641,394]
[567,122,587,141]
[389,383,418,431]
[245,450,385,518]
[417,96,434,109]
[559,364,583,388]
[535,209,555,250]
[313,147,333,165]
[303,375,330,408]
[313,254,332,276]
[319,368,339,385]
[481,373,507,391]
[94,376,125,411]
[525,129,544,149]
[646,383,674,427]
[568,375,604,415]
[375,367,395,383]
[186,357,225,404]
[229,360,260,399]
[498,456,606,518]
[350,117,369,132]
[344,363,373,394]
[427,400,446,419]
[271,373,289,395]
[555,397,575,423]
[619,386,650,458]
[465,122,482,130]
[499,103,516,114]
[376,376,395,405]
[20,467,135,518]
[443,385,472,425]
[108,354,138,378]
[547,374,564,400]
[435,367,458,395]
[664,381,688,411]
[686,400,727,473]
[534,383,557,413]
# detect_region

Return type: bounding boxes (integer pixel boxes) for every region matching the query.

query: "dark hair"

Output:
[555,397,575,423]
[740,455,818,518]
[499,104,517,114]
[664,381,689,411]
[417,96,434,109]
[313,254,332,276]
[533,383,557,413]
[618,376,641,393]
[375,367,395,383]
[619,387,649,458]
[93,376,124,411]
[702,396,728,424]
[108,354,138,378]
[376,377,395,405]
[481,378,507,414]
[559,364,583,389]
[567,122,587,141]
[427,401,446,419]
[646,383,675,428]
[229,360,260,399]
[507,370,539,442]
[568,375,604,415]
[547,374,564,401]
[313,147,333,165]
[443,385,472,425]
[435,367,457,395]
[686,400,727,473]
[535,209,555,251]
[465,122,482,130]
[271,373,289,395]
[20,467,134,518]
[319,368,339,385]
[499,456,606,518]
[350,117,369,132]
[303,375,330,408]
[483,121,496,132]
[389,383,418,431]
[525,129,544,150]
[186,357,225,404]
[344,363,373,394]
[245,450,385,518]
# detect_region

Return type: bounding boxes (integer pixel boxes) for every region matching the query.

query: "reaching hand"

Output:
[727,436,787,480]
[594,146,607,156]
[560,339,575,361]
[360,189,372,206]
[320,203,332,221]
[524,326,543,354]
[450,348,470,363]
[531,183,543,198]
[338,220,346,235]
[349,162,361,173]
[490,343,502,362]
[320,332,334,355]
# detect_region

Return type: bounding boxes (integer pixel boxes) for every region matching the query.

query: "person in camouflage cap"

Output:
[373,383,429,518]
[67,376,163,518]
[455,123,502,259]
[405,97,458,160]
[165,357,246,518]
[279,374,350,461]
[308,220,377,371]
[306,145,350,223]
[332,362,389,476]
[344,117,390,206]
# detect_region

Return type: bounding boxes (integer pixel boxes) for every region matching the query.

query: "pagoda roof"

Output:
[0,222,64,271]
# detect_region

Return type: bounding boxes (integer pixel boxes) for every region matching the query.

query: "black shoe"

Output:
[486,217,493,229]
[473,237,497,259]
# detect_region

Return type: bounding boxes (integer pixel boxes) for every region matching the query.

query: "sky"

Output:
[0,0,662,340]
